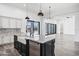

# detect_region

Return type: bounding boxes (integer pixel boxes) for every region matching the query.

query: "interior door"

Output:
[60,23,63,34]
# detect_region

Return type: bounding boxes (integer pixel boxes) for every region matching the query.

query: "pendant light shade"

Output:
[38,4,44,16]
[38,10,44,16]
[25,16,30,19]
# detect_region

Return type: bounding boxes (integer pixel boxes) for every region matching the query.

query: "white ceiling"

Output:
[2,3,79,18]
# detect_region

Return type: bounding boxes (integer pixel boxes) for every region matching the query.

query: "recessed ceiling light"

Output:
[66,17,70,18]
[24,4,26,7]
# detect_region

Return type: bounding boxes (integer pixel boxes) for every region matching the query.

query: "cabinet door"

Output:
[10,36,14,43]
[2,17,10,28]
[3,36,11,44]
[0,36,3,45]
[29,41,40,56]
[10,19,16,28]
[0,18,2,28]
[16,20,21,28]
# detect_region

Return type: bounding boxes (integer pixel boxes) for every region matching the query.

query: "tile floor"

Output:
[0,34,79,56]
[55,34,79,56]
[0,43,20,56]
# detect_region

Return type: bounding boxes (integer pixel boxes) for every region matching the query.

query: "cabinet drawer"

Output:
[29,41,40,56]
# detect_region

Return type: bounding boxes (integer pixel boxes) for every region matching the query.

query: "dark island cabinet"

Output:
[14,35,55,56]
[40,39,55,56]
[14,35,27,56]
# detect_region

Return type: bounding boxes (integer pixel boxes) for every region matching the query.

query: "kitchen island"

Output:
[14,34,55,56]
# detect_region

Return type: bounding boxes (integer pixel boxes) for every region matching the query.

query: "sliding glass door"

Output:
[26,20,40,37]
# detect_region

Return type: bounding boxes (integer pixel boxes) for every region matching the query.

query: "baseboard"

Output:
[0,42,14,46]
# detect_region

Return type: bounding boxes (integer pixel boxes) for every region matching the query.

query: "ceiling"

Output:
[2,3,79,18]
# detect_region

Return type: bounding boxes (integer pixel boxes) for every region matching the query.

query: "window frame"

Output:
[45,23,56,35]
[26,20,40,37]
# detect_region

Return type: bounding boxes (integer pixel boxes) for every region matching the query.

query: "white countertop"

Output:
[17,34,56,44]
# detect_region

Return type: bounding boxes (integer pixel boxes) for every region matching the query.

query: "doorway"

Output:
[60,23,63,34]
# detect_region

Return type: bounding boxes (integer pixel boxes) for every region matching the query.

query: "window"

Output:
[45,23,56,35]
[26,20,40,37]
[34,22,40,36]
[46,23,50,35]
[50,24,54,34]
[54,24,56,34]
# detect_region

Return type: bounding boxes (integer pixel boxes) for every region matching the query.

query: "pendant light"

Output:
[25,4,30,19]
[38,4,44,16]
[48,6,51,19]
[25,16,30,19]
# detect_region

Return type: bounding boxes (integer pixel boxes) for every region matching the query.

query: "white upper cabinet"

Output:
[16,20,22,28]
[1,17,10,28]
[10,18,21,28]
[10,19,16,28]
[0,16,21,28]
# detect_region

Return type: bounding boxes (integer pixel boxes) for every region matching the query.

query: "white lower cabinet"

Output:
[0,36,3,45]
[3,36,14,44]
[2,36,10,44]
[0,35,14,45]
[0,18,2,28]
[10,36,14,43]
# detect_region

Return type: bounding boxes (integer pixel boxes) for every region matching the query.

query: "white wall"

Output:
[56,16,75,35]
[75,14,79,34]
[75,14,79,41]
[0,4,26,19]
[57,20,63,34]
[63,16,75,34]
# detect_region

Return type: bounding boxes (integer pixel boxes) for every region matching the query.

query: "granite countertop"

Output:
[17,34,56,44]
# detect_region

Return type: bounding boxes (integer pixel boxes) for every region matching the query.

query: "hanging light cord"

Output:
[49,6,51,19]
[26,4,28,16]
[38,3,44,16]
[40,3,41,11]
[25,4,30,19]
